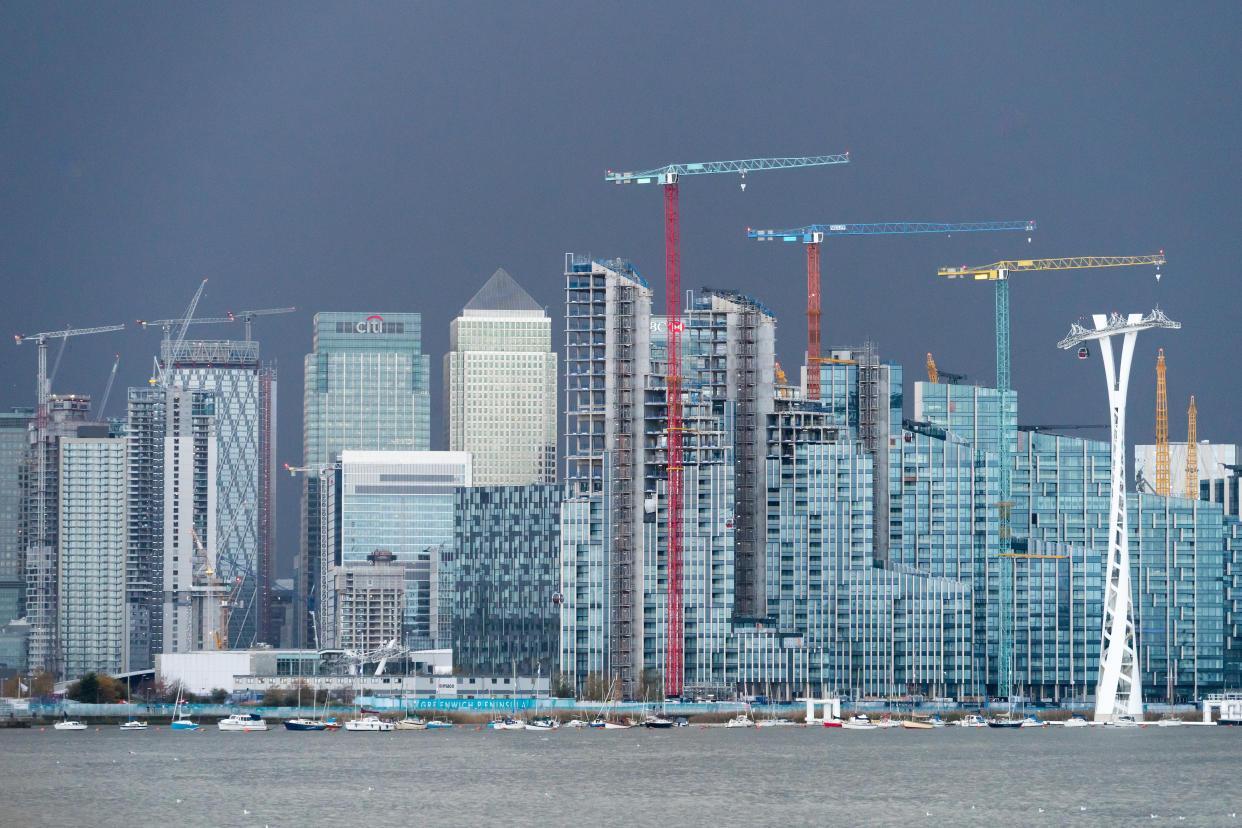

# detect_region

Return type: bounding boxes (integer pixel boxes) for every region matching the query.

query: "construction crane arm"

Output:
[96,355,120,421]
[606,153,849,184]
[751,220,1035,241]
[15,323,127,345]
[140,316,235,328]
[941,254,1165,280]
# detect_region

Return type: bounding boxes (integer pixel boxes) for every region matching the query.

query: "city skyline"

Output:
[3,4,1238,580]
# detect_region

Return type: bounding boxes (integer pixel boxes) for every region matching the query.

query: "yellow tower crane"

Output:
[1155,349,1171,496]
[938,252,1165,701]
[1187,396,1199,500]
[925,353,938,384]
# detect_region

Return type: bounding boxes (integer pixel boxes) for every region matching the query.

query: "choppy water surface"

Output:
[3,724,1240,827]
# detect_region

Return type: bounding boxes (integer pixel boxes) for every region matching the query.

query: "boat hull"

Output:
[53,721,87,731]
[284,719,327,731]
[170,720,198,731]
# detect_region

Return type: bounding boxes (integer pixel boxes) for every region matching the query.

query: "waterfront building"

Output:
[1135,442,1237,501]
[57,436,127,678]
[450,484,562,675]
[0,407,33,630]
[327,450,469,650]
[123,387,165,670]
[444,269,556,485]
[1225,516,1242,690]
[300,312,430,648]
[22,395,93,676]
[162,338,276,648]
[560,256,652,696]
[331,550,405,654]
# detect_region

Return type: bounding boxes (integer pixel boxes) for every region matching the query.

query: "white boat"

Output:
[218,712,268,731]
[1019,716,1046,728]
[170,680,197,731]
[755,717,796,728]
[725,713,755,728]
[119,719,148,731]
[1105,715,1141,728]
[875,715,901,729]
[1062,715,1091,728]
[345,715,395,732]
[488,716,526,730]
[524,718,558,731]
[843,714,878,730]
[53,719,87,731]
[956,714,987,728]
[1156,715,1184,727]
[396,717,428,730]
[563,719,589,729]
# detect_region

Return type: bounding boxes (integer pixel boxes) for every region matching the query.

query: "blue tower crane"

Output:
[747,220,1036,399]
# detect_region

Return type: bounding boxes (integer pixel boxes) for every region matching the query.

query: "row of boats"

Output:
[806,713,1191,729]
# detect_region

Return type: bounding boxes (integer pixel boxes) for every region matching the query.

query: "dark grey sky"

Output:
[4,2,1239,574]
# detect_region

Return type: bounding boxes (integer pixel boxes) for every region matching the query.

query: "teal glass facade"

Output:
[300,312,430,647]
[450,484,562,675]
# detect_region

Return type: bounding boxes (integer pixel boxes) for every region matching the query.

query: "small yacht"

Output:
[218,712,268,732]
[488,716,526,730]
[956,714,987,728]
[170,681,197,731]
[901,718,935,730]
[424,719,453,730]
[843,714,878,730]
[1062,715,1091,728]
[1156,715,1184,727]
[53,719,88,731]
[643,713,674,729]
[524,718,559,731]
[1105,715,1141,728]
[563,719,590,729]
[724,713,755,728]
[1019,716,1046,728]
[396,716,428,730]
[345,715,395,732]
[119,719,149,731]
[822,718,844,728]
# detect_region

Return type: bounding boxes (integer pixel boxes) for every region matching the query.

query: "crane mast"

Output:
[607,153,849,697]
[1155,349,1171,496]
[1186,396,1198,500]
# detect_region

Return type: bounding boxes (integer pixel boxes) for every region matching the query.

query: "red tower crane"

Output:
[605,154,849,696]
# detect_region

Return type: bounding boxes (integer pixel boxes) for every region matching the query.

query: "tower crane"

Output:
[95,354,121,421]
[14,320,126,673]
[925,352,968,385]
[750,221,1034,399]
[1187,396,1199,500]
[145,279,208,387]
[606,153,850,698]
[939,254,1166,699]
[1155,349,1171,496]
[227,307,296,341]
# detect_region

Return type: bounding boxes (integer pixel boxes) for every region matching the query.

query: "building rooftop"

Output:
[463,268,543,315]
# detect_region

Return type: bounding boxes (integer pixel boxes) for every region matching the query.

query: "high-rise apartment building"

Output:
[299,312,430,647]
[124,387,165,670]
[58,436,127,678]
[23,395,94,676]
[444,269,556,485]
[0,407,33,627]
[332,549,405,654]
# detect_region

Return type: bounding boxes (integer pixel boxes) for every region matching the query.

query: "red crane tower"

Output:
[605,154,849,696]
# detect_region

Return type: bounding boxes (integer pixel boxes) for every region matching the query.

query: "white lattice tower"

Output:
[1058,309,1180,721]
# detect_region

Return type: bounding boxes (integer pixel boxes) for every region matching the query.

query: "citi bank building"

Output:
[298,312,430,646]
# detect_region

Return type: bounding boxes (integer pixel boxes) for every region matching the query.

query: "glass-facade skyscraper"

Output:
[299,312,430,647]
[0,407,33,629]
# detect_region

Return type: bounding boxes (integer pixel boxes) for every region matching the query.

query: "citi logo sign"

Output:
[356,315,384,333]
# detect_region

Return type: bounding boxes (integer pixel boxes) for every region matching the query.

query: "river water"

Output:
[2,724,1240,826]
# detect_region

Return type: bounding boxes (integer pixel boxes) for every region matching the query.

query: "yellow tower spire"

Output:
[1186,395,1198,500]
[1154,349,1170,496]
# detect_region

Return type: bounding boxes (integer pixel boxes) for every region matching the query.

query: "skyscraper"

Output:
[444,268,556,485]
[58,436,127,678]
[299,312,430,647]
[162,338,276,648]
[0,407,33,627]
